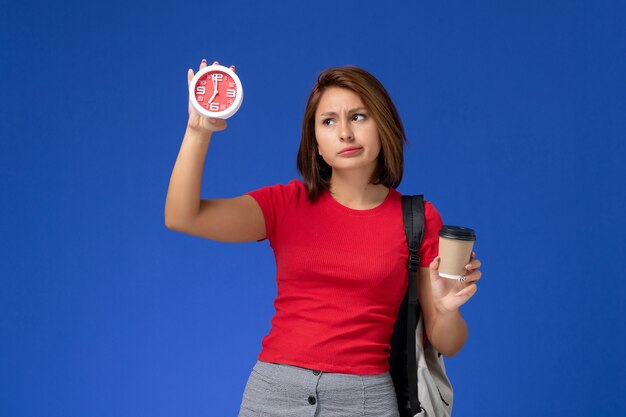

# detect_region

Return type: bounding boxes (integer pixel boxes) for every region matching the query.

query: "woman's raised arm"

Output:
[164,59,265,242]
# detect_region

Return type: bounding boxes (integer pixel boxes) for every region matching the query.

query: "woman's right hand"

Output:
[186,59,235,133]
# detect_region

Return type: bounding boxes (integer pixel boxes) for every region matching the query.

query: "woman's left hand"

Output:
[429,252,482,313]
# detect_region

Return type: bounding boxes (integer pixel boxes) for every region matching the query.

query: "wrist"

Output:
[431,307,464,336]
[185,123,213,142]
[435,302,460,318]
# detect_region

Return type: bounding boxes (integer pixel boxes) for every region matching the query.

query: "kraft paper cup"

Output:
[438,225,477,280]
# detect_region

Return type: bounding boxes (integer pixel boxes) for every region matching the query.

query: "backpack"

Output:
[389,195,454,417]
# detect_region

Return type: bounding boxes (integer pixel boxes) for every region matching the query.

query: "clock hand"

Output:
[212,74,218,93]
[208,74,219,103]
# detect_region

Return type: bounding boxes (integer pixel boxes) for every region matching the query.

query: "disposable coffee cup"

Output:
[438,226,477,280]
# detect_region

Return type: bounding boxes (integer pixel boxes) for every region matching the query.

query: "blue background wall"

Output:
[2,1,625,416]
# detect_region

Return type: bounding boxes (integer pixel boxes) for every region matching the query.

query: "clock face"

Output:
[189,65,243,119]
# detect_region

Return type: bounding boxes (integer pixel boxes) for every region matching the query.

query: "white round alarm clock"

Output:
[189,64,243,119]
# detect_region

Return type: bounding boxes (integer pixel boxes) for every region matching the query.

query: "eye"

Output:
[352,113,366,122]
[322,118,335,126]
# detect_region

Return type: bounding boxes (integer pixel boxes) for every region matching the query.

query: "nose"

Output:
[339,119,354,142]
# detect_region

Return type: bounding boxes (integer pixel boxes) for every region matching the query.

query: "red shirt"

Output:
[248,180,443,374]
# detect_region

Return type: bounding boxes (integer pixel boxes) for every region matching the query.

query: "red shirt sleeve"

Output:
[246,180,303,242]
[419,201,444,267]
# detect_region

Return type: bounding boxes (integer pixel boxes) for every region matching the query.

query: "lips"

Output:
[338,146,363,155]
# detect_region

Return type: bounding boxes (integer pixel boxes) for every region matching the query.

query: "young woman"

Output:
[165,60,482,417]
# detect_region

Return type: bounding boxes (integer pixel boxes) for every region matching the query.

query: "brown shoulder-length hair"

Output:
[297,66,407,201]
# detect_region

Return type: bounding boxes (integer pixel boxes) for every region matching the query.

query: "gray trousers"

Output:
[238,361,400,417]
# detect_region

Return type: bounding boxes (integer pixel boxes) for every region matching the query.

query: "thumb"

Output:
[429,256,440,277]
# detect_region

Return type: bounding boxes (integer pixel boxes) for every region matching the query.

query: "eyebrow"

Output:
[319,107,367,117]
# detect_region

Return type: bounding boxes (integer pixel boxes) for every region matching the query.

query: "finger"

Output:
[465,258,481,270]
[462,269,482,283]
[429,256,440,271]
[213,60,219,66]
[429,256,441,279]
[187,68,194,85]
[455,283,477,298]
[200,58,207,70]
[230,64,236,73]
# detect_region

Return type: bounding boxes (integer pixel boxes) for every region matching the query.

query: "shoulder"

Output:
[394,191,443,232]
[423,200,443,230]
[247,179,308,206]
[393,190,441,221]
[286,179,308,194]
[423,200,441,220]
[248,179,305,193]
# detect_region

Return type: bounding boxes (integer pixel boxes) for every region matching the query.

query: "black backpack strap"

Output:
[402,195,425,416]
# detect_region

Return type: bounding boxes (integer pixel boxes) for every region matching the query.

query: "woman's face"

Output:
[314,87,381,176]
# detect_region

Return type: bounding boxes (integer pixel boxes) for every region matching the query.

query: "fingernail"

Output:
[202,59,206,62]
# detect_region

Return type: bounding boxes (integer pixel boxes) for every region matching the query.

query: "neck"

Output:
[329,169,389,210]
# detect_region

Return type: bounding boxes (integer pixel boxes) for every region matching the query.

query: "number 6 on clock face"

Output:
[189,64,243,119]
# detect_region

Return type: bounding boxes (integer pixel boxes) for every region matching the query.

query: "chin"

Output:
[333,161,378,172]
